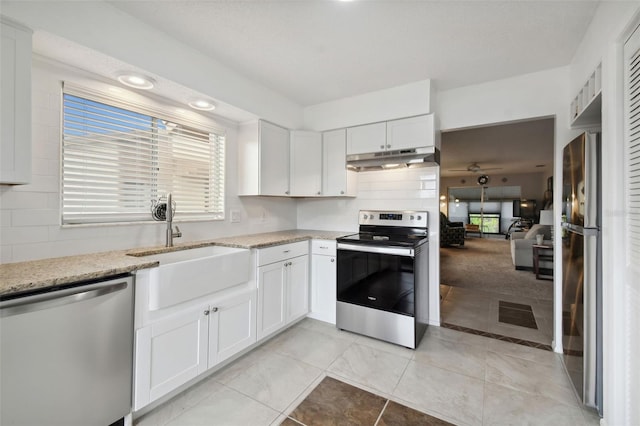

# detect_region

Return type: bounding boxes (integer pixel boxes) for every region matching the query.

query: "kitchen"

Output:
[1,1,639,425]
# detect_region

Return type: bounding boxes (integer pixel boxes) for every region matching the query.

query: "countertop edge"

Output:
[0,230,350,297]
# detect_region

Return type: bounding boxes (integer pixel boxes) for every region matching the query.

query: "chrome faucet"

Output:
[165,193,182,247]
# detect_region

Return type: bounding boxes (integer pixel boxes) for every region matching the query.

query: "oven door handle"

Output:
[337,243,414,257]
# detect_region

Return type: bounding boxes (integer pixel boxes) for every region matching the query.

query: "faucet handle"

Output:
[173,226,182,238]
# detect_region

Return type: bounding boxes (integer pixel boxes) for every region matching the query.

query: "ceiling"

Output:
[440,118,555,178]
[106,0,599,107]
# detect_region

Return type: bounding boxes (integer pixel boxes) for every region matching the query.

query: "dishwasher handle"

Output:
[0,279,130,317]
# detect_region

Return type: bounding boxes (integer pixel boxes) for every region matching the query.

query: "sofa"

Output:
[510,224,552,269]
[440,212,465,247]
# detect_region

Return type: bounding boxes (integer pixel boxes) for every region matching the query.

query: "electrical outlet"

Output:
[230,210,241,223]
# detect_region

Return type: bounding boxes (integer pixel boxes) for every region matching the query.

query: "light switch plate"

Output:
[230,210,241,223]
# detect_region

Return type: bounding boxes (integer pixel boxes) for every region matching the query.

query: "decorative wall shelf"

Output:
[570,63,602,128]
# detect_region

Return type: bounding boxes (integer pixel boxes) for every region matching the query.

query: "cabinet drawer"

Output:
[257,241,308,266]
[311,239,337,256]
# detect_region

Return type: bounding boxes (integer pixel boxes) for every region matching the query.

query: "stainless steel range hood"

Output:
[346,146,440,172]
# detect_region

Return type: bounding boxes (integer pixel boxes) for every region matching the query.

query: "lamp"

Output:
[539,209,554,240]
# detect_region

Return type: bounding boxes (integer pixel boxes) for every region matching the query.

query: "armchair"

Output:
[440,212,465,247]
[510,224,552,269]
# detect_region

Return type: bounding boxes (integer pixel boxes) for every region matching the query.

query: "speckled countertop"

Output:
[0,229,351,297]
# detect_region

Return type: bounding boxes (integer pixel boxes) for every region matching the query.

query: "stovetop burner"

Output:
[337,210,429,248]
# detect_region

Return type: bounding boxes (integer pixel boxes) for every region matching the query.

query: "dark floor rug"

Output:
[440,237,553,301]
[498,300,538,329]
[282,376,453,426]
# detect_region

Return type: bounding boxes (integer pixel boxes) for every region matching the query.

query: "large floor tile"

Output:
[165,385,279,426]
[414,334,487,379]
[354,333,415,359]
[423,324,491,349]
[487,337,561,367]
[393,361,484,426]
[134,378,223,426]
[294,318,359,342]
[223,351,322,412]
[483,382,586,425]
[287,376,386,426]
[265,327,352,369]
[327,343,410,394]
[485,351,579,407]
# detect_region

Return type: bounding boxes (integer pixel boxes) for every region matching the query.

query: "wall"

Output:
[302,80,432,131]
[297,166,441,325]
[568,2,640,425]
[441,172,546,203]
[0,58,297,263]
[1,1,303,129]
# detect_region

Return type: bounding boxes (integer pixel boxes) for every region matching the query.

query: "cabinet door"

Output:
[259,121,290,196]
[208,290,257,367]
[323,129,356,196]
[386,114,434,151]
[144,307,208,404]
[257,261,287,340]
[1,19,32,184]
[290,130,322,196]
[287,255,310,323]
[346,122,387,155]
[310,254,337,324]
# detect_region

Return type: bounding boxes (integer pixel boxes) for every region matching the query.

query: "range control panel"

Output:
[359,210,428,228]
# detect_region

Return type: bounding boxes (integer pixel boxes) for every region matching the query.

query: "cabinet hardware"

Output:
[386,144,391,148]
[317,191,321,195]
[331,258,335,263]
[320,246,328,249]
[283,250,290,253]
[340,191,344,194]
[204,309,210,315]
[285,191,290,195]
[211,307,219,312]
[380,145,384,149]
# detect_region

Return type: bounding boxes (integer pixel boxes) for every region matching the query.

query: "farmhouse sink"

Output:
[141,245,250,310]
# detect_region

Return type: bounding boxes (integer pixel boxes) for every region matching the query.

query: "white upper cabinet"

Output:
[238,120,290,196]
[386,114,434,151]
[322,128,356,197]
[1,18,32,185]
[346,122,387,155]
[345,114,434,156]
[290,130,322,196]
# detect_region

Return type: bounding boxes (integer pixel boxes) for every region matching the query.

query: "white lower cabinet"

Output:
[309,240,337,324]
[134,287,256,410]
[256,242,309,341]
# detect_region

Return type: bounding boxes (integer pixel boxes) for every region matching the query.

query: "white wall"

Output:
[1,1,303,129]
[441,172,547,202]
[302,80,432,131]
[568,2,640,425]
[297,166,441,325]
[0,58,297,263]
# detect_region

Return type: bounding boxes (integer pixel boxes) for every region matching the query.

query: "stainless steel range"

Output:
[336,210,429,348]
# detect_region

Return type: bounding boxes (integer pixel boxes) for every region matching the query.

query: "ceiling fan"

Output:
[448,162,503,173]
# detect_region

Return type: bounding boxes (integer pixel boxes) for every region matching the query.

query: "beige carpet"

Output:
[440,237,553,301]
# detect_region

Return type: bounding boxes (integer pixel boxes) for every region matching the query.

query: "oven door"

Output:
[336,243,415,316]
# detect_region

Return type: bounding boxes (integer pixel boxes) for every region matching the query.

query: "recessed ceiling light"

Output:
[188,99,216,111]
[117,73,155,90]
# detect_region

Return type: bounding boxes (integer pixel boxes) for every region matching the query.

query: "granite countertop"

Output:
[0,229,351,297]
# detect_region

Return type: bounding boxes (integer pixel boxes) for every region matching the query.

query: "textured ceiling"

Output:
[440,118,555,178]
[108,0,599,106]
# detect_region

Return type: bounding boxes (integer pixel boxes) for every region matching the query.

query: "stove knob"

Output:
[410,215,415,220]
[363,214,368,220]
[417,215,422,220]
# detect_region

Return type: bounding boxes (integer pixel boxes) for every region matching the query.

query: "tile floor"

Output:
[134,318,600,426]
[440,284,554,346]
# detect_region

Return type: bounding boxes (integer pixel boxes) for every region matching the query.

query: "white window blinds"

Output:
[62,85,225,225]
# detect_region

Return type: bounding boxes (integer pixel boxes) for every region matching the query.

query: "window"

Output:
[62,84,225,225]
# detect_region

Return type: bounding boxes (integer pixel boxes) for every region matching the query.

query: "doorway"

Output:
[438,118,555,348]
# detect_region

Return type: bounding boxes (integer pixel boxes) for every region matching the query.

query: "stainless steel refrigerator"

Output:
[561,131,602,416]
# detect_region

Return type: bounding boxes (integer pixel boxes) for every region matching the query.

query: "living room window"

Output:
[61,84,225,225]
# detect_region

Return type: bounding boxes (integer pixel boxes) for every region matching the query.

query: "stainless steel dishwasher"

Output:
[0,275,134,426]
